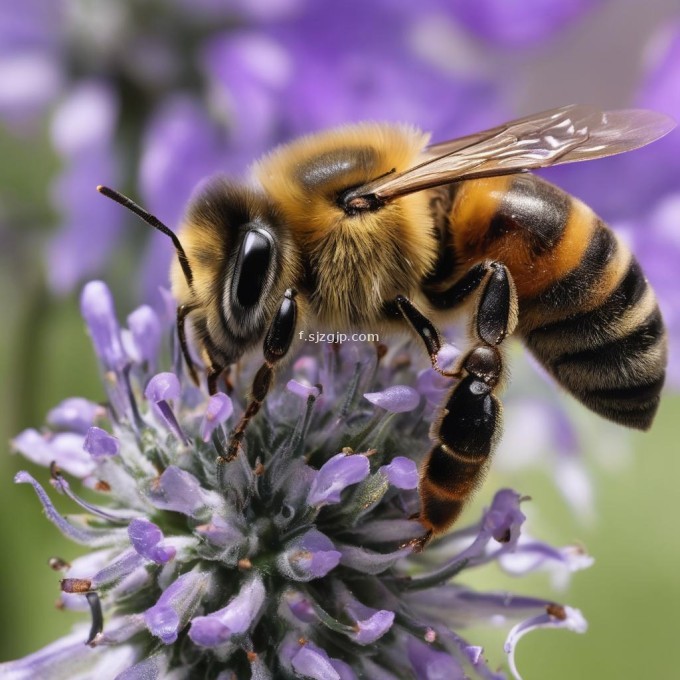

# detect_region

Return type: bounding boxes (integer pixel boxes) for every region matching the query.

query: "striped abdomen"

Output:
[441,174,667,429]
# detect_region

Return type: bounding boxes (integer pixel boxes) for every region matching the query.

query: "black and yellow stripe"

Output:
[428,173,666,430]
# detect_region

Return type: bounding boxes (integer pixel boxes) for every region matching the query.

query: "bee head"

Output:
[177,178,301,358]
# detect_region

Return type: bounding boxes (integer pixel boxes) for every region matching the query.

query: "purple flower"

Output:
[145,373,188,444]
[189,576,266,647]
[84,426,120,460]
[80,280,127,374]
[380,456,420,489]
[307,453,371,506]
[144,570,210,644]
[124,305,162,367]
[277,529,342,581]
[505,605,587,680]
[47,397,103,434]
[12,429,95,479]
[47,82,122,294]
[444,0,598,48]
[364,385,421,413]
[127,519,176,565]
[4,282,590,678]
[200,393,234,442]
[146,465,221,518]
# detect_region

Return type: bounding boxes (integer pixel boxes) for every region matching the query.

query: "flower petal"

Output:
[189,575,266,647]
[286,379,321,400]
[277,529,341,581]
[12,429,95,478]
[338,544,411,575]
[307,453,370,506]
[80,281,127,373]
[380,456,419,489]
[144,372,180,402]
[504,605,587,680]
[146,466,220,518]
[351,609,395,645]
[14,471,125,546]
[407,637,466,680]
[364,385,420,413]
[144,570,210,644]
[200,393,234,442]
[47,397,103,434]
[83,426,120,459]
[125,304,162,366]
[0,627,139,680]
[291,642,341,680]
[127,518,176,564]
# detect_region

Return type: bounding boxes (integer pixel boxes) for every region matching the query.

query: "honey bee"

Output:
[99,105,674,540]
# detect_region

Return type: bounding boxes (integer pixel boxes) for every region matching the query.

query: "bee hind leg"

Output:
[391,261,518,536]
[420,346,503,534]
[222,288,298,463]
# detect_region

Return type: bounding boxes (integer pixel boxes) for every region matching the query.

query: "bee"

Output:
[99,104,674,541]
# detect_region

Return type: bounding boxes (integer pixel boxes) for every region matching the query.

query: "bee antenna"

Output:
[97,185,194,287]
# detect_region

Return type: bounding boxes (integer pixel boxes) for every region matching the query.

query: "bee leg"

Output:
[393,261,517,374]
[392,262,517,536]
[392,295,444,369]
[207,363,226,396]
[420,345,503,535]
[222,288,298,462]
[177,304,200,386]
[426,261,518,345]
[420,262,517,535]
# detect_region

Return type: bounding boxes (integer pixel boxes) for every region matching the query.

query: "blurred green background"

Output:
[2,1,680,678]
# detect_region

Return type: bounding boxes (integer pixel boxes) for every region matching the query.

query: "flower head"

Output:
[3,281,589,678]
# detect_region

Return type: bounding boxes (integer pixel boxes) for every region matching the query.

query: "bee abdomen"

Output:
[523,246,666,430]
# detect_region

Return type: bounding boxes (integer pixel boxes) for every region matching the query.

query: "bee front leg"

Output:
[222,288,298,463]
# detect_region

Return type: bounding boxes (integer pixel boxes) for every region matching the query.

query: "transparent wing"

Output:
[344,105,675,204]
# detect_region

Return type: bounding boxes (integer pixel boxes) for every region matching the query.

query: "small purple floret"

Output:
[351,610,395,645]
[408,637,466,680]
[364,385,420,413]
[147,466,217,517]
[380,456,419,489]
[47,397,101,434]
[307,453,370,506]
[286,379,321,400]
[144,571,208,644]
[80,281,127,373]
[12,429,95,478]
[189,576,266,647]
[483,489,526,546]
[126,305,162,365]
[278,529,341,581]
[84,426,120,459]
[145,372,181,403]
[504,605,587,680]
[127,518,175,564]
[291,641,341,680]
[145,373,187,444]
[200,393,233,442]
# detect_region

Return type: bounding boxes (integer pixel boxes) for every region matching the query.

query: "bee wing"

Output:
[347,106,675,203]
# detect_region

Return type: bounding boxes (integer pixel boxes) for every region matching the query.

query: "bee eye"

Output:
[233,229,273,308]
